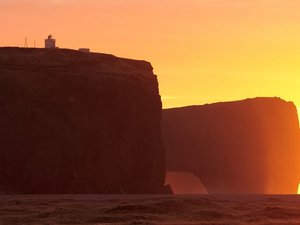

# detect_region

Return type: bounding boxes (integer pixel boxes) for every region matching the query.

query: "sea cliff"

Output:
[0,47,166,194]
[163,97,300,194]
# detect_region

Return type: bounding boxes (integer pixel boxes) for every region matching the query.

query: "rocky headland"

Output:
[162,97,300,194]
[0,47,167,194]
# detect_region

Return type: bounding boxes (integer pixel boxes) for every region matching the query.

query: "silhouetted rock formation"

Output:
[162,98,300,194]
[0,47,166,194]
[165,171,208,194]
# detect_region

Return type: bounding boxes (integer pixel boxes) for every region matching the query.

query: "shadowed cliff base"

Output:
[162,97,300,194]
[0,47,168,194]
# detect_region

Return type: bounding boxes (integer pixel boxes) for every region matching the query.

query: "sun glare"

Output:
[298,183,300,194]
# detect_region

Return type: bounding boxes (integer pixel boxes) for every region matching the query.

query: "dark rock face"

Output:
[162,98,300,194]
[0,47,166,194]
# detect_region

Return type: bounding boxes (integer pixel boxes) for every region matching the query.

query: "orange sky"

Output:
[1,0,300,110]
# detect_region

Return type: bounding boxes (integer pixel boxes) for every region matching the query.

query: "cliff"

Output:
[162,97,300,194]
[0,47,166,194]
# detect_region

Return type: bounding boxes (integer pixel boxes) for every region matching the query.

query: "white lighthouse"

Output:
[45,35,56,48]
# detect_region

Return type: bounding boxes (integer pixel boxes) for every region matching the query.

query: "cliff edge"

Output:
[0,47,166,194]
[162,97,300,194]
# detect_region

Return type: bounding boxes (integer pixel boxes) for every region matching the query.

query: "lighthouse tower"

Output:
[45,35,56,48]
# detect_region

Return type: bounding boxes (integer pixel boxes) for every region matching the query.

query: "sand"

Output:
[0,195,300,225]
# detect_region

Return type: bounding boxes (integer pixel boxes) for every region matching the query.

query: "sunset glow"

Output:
[1,0,300,109]
[2,2,300,224]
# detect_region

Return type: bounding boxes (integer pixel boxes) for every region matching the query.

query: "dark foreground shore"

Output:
[1,194,300,225]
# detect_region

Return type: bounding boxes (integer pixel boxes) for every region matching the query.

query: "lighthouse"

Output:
[45,35,56,48]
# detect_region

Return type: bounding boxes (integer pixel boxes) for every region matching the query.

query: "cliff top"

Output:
[164,97,296,111]
[0,47,154,78]
[163,97,300,130]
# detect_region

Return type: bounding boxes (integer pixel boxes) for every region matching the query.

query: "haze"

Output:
[1,0,300,110]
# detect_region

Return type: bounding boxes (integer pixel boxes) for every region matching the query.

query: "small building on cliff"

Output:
[45,35,56,48]
[79,48,90,53]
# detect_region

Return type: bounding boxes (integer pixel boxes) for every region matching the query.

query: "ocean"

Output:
[1,194,300,225]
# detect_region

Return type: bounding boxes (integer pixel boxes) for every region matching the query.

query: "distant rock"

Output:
[162,97,300,194]
[165,171,208,194]
[0,47,167,194]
